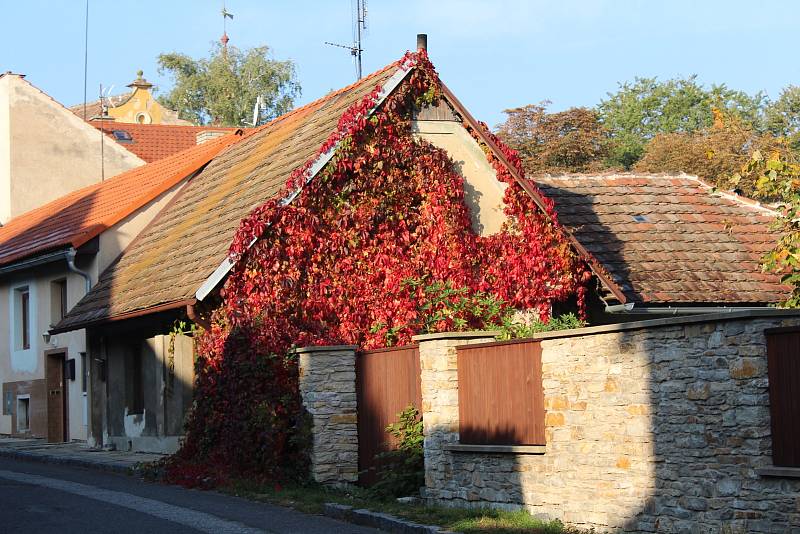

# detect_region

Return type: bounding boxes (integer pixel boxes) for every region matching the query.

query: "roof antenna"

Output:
[325,0,367,80]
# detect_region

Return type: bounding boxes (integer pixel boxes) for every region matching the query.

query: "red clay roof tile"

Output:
[534,173,791,305]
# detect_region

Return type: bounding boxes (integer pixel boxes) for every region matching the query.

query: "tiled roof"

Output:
[0,132,243,268]
[533,173,791,305]
[91,123,239,163]
[55,61,401,332]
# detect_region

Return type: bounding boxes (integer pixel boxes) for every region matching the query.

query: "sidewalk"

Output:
[0,437,165,473]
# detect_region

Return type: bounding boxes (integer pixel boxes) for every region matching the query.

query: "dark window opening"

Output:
[20,290,30,350]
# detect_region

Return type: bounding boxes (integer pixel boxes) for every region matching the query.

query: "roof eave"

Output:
[0,248,72,277]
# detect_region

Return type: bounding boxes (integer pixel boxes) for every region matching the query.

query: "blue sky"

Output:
[2,1,799,127]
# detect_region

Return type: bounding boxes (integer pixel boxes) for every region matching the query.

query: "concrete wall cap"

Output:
[292,345,359,354]
[526,308,800,342]
[412,330,500,342]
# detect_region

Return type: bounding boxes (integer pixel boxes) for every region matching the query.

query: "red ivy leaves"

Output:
[169,51,587,485]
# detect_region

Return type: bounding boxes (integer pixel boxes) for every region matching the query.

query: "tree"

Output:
[495,102,612,174]
[157,43,300,126]
[752,149,800,307]
[597,76,765,168]
[635,109,784,197]
[766,85,800,150]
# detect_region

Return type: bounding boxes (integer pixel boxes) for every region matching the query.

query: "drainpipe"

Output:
[605,302,772,315]
[66,247,92,294]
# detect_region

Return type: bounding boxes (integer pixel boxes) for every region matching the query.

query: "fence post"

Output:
[412,331,499,501]
[296,345,359,486]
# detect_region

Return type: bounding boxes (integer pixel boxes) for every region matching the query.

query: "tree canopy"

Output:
[597,76,765,168]
[157,43,300,127]
[496,103,611,175]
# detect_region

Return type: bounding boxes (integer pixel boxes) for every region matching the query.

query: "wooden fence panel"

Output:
[766,330,800,467]
[457,340,545,445]
[356,344,421,486]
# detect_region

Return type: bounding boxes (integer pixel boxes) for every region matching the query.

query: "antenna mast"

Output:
[325,0,367,79]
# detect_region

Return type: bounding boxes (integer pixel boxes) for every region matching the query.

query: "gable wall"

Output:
[2,75,144,224]
[412,117,508,236]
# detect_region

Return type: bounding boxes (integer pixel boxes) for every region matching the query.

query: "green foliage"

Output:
[750,150,800,307]
[370,405,424,498]
[157,43,300,126]
[766,85,800,151]
[495,312,585,341]
[598,76,765,168]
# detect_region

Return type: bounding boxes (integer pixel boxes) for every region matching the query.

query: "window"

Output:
[3,391,12,416]
[16,396,30,432]
[81,352,88,394]
[111,129,133,142]
[50,279,67,325]
[13,287,31,351]
[127,344,144,415]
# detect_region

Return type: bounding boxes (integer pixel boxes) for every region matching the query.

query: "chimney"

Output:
[196,130,228,145]
[417,33,427,52]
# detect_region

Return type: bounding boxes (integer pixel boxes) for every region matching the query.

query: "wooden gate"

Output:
[356,344,421,486]
[766,327,800,467]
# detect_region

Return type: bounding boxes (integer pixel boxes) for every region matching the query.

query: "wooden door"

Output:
[46,352,67,442]
[356,345,421,486]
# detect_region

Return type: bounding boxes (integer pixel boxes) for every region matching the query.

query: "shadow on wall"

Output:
[425,316,800,532]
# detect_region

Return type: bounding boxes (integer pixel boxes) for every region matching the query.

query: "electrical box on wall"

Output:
[65,358,76,381]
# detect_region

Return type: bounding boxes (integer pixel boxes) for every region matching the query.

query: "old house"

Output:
[55,39,790,463]
[0,72,144,225]
[0,132,241,442]
[70,71,190,125]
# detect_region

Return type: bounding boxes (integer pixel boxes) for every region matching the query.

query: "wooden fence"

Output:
[766,328,800,467]
[356,344,421,485]
[457,339,545,446]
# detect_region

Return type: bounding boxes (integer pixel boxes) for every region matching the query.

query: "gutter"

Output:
[605,302,773,316]
[194,61,417,302]
[0,249,71,276]
[66,247,92,294]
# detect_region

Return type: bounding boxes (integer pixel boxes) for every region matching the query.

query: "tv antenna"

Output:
[325,0,367,79]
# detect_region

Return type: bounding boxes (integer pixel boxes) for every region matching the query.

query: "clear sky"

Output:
[2,1,799,128]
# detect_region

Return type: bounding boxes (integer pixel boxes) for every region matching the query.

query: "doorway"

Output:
[45,350,68,442]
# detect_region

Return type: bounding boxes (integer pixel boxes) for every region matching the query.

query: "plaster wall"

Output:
[421,314,800,532]
[104,333,194,454]
[0,73,143,224]
[412,120,508,236]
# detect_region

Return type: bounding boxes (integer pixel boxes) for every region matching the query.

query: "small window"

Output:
[14,287,31,351]
[3,391,12,416]
[50,279,67,325]
[111,129,133,142]
[17,396,30,432]
[81,352,88,394]
[128,345,144,415]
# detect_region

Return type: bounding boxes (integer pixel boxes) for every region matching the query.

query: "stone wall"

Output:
[419,311,800,533]
[297,345,359,486]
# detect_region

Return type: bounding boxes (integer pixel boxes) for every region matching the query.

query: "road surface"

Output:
[0,457,378,533]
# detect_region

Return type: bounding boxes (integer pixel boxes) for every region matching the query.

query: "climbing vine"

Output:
[165,51,588,486]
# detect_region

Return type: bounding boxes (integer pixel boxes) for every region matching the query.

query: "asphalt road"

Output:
[0,457,379,533]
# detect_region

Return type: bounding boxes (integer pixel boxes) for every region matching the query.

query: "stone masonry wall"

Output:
[297,345,359,486]
[420,314,800,533]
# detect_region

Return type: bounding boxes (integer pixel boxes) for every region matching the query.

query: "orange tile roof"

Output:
[534,173,792,305]
[56,61,401,332]
[0,131,244,268]
[91,123,240,163]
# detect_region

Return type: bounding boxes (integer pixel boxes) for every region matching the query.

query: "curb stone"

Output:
[0,448,133,474]
[323,503,454,533]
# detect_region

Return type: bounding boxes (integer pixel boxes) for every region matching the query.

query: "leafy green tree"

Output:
[766,85,800,150]
[597,76,765,168]
[496,102,613,174]
[157,43,300,126]
[752,149,800,307]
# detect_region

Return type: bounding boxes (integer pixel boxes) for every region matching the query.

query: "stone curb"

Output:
[0,447,134,474]
[323,503,454,533]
